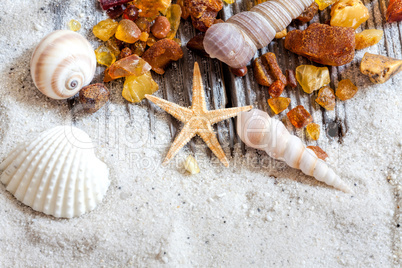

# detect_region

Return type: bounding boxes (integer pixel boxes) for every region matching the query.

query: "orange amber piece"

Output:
[306,123,320,140]
[106,55,152,81]
[307,146,328,161]
[93,19,118,41]
[336,79,358,101]
[287,105,313,128]
[315,86,336,110]
[134,0,172,18]
[268,80,285,98]
[142,39,184,74]
[268,97,291,114]
[115,19,141,43]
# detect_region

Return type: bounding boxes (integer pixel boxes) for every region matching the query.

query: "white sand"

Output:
[0,0,401,266]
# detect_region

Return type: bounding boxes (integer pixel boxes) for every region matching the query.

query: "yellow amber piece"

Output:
[223,0,235,3]
[315,0,337,10]
[166,4,182,39]
[115,19,142,43]
[68,19,81,32]
[122,72,159,103]
[330,0,369,30]
[146,35,157,47]
[296,65,330,94]
[306,123,320,140]
[106,37,121,57]
[135,0,172,18]
[336,79,358,100]
[139,32,149,42]
[315,86,336,110]
[95,45,116,67]
[355,29,384,50]
[268,97,291,114]
[93,19,118,41]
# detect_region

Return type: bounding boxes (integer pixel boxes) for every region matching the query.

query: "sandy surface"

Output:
[0,0,401,267]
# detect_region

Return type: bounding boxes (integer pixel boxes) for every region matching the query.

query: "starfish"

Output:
[145,62,253,167]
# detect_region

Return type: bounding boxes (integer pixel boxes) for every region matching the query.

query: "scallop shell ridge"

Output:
[0,126,110,218]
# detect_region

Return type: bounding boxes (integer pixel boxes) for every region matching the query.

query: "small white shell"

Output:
[237,109,352,193]
[0,126,110,218]
[30,30,96,100]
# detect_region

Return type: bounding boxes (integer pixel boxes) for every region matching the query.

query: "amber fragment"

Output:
[187,33,209,57]
[123,4,139,21]
[95,45,116,67]
[177,0,191,19]
[287,105,313,128]
[253,53,286,87]
[231,67,248,77]
[360,53,402,84]
[185,0,223,32]
[106,54,151,81]
[297,2,319,23]
[307,146,328,161]
[355,29,383,50]
[336,79,358,100]
[139,32,149,42]
[306,123,320,140]
[268,80,285,98]
[79,83,110,113]
[93,19,118,41]
[120,47,132,59]
[68,19,81,32]
[285,23,355,66]
[166,4,182,39]
[99,0,131,10]
[146,35,157,47]
[134,0,172,18]
[275,29,287,39]
[135,18,151,33]
[122,72,159,103]
[107,5,125,19]
[330,0,369,30]
[142,39,184,74]
[106,37,121,58]
[295,65,330,94]
[315,86,336,110]
[387,0,402,22]
[115,19,141,43]
[132,41,147,56]
[104,68,113,83]
[268,97,291,114]
[286,70,297,88]
[151,16,171,39]
[314,0,336,10]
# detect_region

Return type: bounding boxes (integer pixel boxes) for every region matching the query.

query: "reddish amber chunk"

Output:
[123,4,139,21]
[306,123,320,140]
[387,0,402,22]
[307,146,328,161]
[268,97,291,114]
[268,80,285,98]
[287,105,313,128]
[230,67,247,77]
[120,47,132,59]
[115,19,141,43]
[99,0,132,10]
[93,19,118,41]
[315,86,336,110]
[106,54,152,81]
[336,79,358,101]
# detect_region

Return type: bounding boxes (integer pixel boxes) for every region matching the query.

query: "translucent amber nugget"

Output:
[387,0,402,22]
[268,97,291,114]
[315,0,337,10]
[166,4,182,39]
[306,123,320,140]
[115,19,141,43]
[330,0,369,29]
[336,79,358,100]
[296,65,330,94]
[106,54,151,81]
[268,80,285,98]
[223,0,235,3]
[68,19,81,31]
[355,29,383,50]
[93,19,118,41]
[307,146,328,160]
[95,45,116,67]
[122,72,159,103]
[134,0,172,18]
[106,37,121,58]
[315,86,336,110]
[287,105,313,128]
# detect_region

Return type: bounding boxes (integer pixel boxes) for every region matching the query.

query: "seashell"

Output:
[203,0,314,68]
[0,126,110,218]
[237,109,352,193]
[30,30,96,100]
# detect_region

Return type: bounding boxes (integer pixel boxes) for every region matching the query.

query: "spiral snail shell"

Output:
[203,0,314,68]
[30,30,96,100]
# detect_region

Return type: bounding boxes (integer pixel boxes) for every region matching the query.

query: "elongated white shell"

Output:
[30,30,96,100]
[204,0,314,68]
[237,109,352,193]
[0,126,110,218]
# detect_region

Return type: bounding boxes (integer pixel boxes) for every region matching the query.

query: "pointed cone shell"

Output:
[0,126,110,218]
[250,1,292,32]
[273,0,306,19]
[30,30,96,100]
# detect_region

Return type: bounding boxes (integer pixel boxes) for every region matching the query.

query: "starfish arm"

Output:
[197,124,229,167]
[163,123,196,165]
[206,105,253,125]
[191,62,208,113]
[146,94,192,123]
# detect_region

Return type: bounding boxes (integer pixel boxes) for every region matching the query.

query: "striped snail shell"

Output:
[203,0,314,68]
[237,109,352,193]
[30,30,96,100]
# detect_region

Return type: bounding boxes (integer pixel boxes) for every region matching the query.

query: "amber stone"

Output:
[387,0,402,22]
[146,35,157,47]
[268,80,285,98]
[123,4,139,21]
[268,97,291,114]
[186,33,209,57]
[106,54,151,81]
[330,0,369,30]
[106,5,125,19]
[93,19,118,41]
[79,83,110,113]
[253,53,286,87]
[166,4,182,39]
[287,105,313,128]
[307,146,328,161]
[315,0,337,10]
[286,70,297,88]
[223,0,235,3]
[306,123,320,140]
[355,30,383,50]
[315,86,336,110]
[135,0,171,18]
[135,18,151,33]
[151,16,171,39]
[68,19,81,32]
[297,2,319,23]
[99,0,131,10]
[230,67,247,77]
[132,41,147,56]
[115,19,141,43]
[122,72,159,103]
[95,45,116,67]
[120,47,132,59]
[106,37,121,57]
[296,65,330,94]
[336,79,358,101]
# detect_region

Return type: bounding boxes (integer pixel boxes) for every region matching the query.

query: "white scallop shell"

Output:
[30,30,96,100]
[237,109,352,193]
[0,126,110,218]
